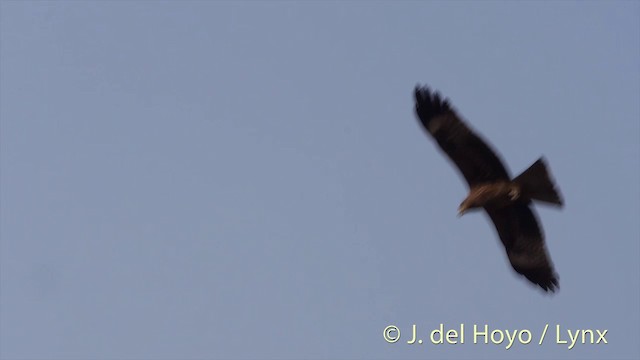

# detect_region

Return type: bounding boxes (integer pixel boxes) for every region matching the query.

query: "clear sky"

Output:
[1,1,638,359]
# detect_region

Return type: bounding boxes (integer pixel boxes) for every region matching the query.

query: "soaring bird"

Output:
[414,85,563,292]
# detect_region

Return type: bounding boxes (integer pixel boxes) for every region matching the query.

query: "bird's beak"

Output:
[457,206,467,217]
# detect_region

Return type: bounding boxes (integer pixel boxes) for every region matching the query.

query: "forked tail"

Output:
[514,157,564,206]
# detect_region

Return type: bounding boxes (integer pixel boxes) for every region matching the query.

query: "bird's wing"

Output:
[414,86,511,187]
[485,203,559,292]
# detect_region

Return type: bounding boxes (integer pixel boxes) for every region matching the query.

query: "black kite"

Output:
[414,85,563,292]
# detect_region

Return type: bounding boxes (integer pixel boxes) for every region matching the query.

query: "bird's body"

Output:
[414,85,563,293]
[460,181,520,214]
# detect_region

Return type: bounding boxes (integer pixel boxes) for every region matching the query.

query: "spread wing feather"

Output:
[414,86,511,187]
[486,203,559,292]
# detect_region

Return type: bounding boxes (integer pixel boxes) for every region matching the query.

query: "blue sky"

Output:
[1,1,638,359]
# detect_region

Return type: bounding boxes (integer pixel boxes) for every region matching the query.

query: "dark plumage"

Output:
[414,85,563,292]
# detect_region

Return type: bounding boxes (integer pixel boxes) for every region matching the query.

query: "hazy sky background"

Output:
[1,1,639,359]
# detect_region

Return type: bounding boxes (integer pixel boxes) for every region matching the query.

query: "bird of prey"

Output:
[414,85,563,292]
